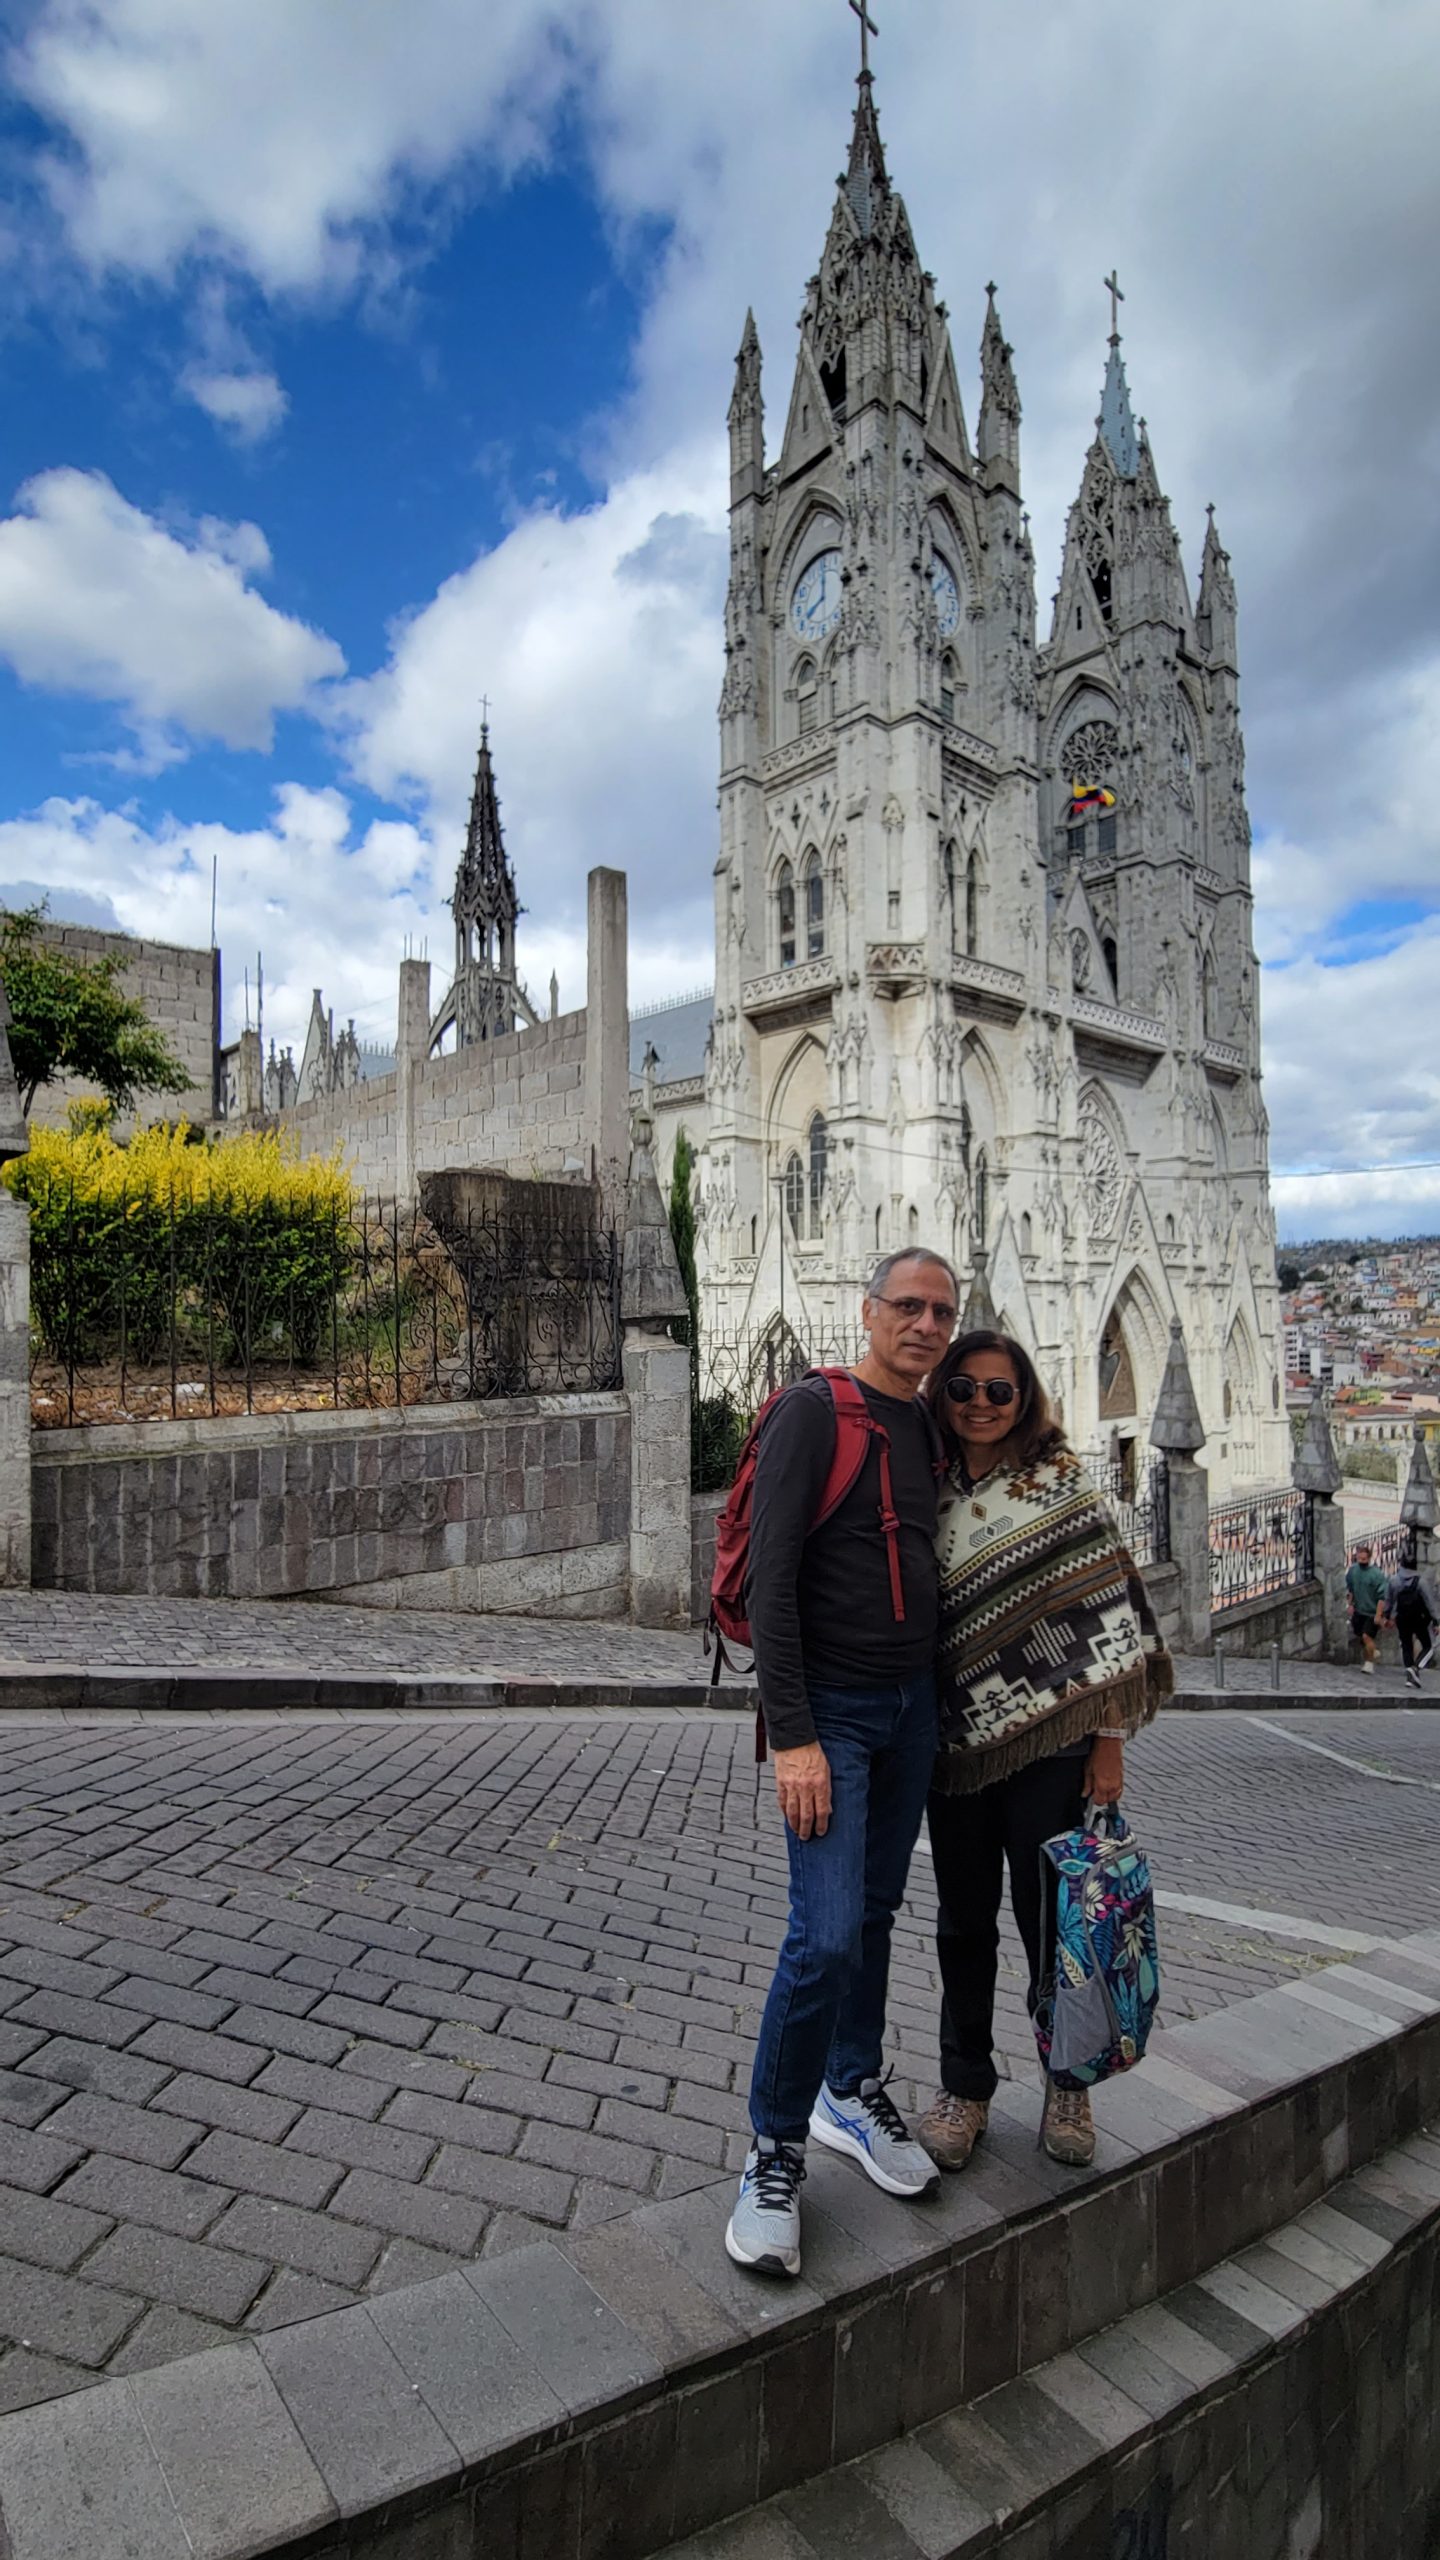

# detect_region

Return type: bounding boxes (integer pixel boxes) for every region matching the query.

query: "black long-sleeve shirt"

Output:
[745,1374,941,1750]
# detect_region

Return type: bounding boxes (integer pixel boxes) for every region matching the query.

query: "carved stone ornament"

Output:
[1070,931,1092,992]
[1062,720,1119,790]
[1078,1102,1123,1234]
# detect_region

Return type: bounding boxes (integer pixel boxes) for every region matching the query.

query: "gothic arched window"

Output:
[796,656,819,737]
[777,860,796,969]
[783,1151,805,1234]
[803,853,825,959]
[940,652,957,726]
[807,1113,829,1235]
[1102,934,1118,993]
[973,1149,990,1249]
[964,853,979,958]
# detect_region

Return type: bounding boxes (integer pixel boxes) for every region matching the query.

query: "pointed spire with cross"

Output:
[1104,267,1125,342]
[849,0,878,78]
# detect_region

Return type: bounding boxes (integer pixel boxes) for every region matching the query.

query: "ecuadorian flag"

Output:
[1070,781,1117,816]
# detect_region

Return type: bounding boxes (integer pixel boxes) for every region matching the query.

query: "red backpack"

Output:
[706,1368,910,1694]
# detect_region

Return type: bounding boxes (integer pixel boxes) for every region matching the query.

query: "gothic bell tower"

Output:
[702,22,1043,1345]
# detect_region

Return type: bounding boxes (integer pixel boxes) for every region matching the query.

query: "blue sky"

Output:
[0,0,1437,1241]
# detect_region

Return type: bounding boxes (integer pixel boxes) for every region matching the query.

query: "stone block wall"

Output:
[1212,1578,1326,1660]
[32,1394,631,1617]
[28,925,219,1131]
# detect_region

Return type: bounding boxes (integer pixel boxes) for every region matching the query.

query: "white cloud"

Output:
[0,468,343,758]
[338,442,726,975]
[1262,916,1440,1231]
[0,788,434,1059]
[11,0,572,292]
[182,365,288,444]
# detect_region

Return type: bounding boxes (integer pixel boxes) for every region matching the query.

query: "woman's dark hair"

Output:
[925,1328,1065,1470]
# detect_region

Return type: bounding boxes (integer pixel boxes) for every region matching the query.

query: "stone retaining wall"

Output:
[31,1393,631,1615]
[1213,1577,1326,1661]
[27,923,220,1132]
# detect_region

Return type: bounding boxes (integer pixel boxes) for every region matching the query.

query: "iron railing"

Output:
[1349,1521,1405,1575]
[691,1323,867,1490]
[1081,1452,1170,1570]
[29,1193,622,1427]
[1209,1486,1314,1613]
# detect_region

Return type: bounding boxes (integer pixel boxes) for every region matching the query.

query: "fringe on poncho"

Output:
[932,1442,1173,1797]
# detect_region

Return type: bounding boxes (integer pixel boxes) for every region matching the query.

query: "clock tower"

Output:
[680,39,1288,1491]
[703,49,1041,1351]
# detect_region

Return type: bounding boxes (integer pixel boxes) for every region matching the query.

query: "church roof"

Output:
[628,989,713,1089]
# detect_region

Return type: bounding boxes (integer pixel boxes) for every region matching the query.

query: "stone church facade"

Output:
[639,63,1287,1494]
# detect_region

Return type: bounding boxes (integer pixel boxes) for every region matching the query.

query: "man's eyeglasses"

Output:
[945,1376,1018,1408]
[870,1293,958,1327]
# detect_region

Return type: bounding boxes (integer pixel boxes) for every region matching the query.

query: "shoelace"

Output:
[1047,2086,1090,2125]
[931,2092,985,2126]
[856,2071,911,2144]
[752,2143,806,2209]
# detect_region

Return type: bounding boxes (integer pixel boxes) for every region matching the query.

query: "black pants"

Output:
[1396,1608,1433,1671]
[927,1752,1087,2101]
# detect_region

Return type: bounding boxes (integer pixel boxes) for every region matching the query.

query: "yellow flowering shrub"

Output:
[7,1122,358,1364]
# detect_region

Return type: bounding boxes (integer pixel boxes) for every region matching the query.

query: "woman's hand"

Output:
[773,1743,832,1839]
[1084,1734,1124,1806]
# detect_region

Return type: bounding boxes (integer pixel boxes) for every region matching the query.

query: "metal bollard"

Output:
[1215,1642,1226,1692]
[1270,1640,1281,1692]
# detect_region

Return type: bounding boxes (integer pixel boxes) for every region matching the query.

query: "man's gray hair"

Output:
[866,1246,959,1303]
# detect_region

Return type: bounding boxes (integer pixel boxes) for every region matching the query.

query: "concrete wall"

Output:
[28,925,218,1130]
[1211,1578,1326,1660]
[32,1394,631,1618]
[280,1011,589,1197]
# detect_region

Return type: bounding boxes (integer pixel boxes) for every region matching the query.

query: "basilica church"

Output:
[631,46,1288,1495]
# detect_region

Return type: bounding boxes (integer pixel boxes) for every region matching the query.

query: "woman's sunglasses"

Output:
[945,1376,1018,1408]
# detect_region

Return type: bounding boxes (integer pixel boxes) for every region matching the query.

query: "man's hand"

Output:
[1083,1735,1124,1806]
[773,1742,832,1839]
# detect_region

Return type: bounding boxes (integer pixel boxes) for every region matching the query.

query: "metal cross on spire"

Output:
[478,691,490,739]
[1104,268,1125,340]
[849,0,878,77]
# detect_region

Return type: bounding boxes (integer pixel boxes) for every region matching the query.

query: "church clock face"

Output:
[790,549,843,640]
[930,555,960,637]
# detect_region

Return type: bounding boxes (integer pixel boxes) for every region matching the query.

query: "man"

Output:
[1345,1540,1386,1677]
[725,1249,956,2278]
[1380,1545,1440,1691]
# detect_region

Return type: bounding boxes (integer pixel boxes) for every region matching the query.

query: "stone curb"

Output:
[0,1932,1435,2560]
[0,1663,1425,1715]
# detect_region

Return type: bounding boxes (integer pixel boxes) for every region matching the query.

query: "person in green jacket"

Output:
[1345,1542,1387,1675]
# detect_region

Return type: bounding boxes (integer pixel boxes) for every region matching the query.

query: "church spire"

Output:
[977,282,1021,486]
[1096,271,1138,479]
[1196,502,1238,667]
[728,308,764,496]
[843,0,888,236]
[447,707,526,1045]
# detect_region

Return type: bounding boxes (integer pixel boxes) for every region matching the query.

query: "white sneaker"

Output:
[725,2141,805,2277]
[809,2075,940,2198]
[1363,1660,1376,1677]
[1406,1667,1421,1690]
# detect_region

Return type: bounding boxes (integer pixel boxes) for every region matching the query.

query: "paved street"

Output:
[0,1588,1425,1699]
[0,1703,1436,2415]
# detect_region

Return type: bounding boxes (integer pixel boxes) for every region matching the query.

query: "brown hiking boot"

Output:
[917,2092,989,2171]
[1041,2081,1095,2167]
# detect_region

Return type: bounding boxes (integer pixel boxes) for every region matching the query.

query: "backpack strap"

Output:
[808,1366,906,1626]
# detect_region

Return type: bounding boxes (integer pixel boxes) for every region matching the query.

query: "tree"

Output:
[0,904,192,1117]
[667,1125,700,1395]
[1277,1261,1301,1293]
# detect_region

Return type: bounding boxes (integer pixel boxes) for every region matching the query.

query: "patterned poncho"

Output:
[933,1441,1172,1796]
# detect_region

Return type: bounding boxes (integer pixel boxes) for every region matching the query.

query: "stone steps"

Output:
[650,2132,1440,2560]
[0,1936,1437,2557]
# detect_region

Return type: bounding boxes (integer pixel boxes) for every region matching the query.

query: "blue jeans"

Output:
[748,1674,937,2145]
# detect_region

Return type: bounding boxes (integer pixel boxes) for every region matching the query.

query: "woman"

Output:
[917,1329,1172,2170]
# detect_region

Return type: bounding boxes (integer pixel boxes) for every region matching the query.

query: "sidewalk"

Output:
[0,1589,1430,1712]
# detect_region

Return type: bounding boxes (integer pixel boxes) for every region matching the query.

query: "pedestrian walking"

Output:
[1380,1546,1440,1689]
[724,1250,955,2279]
[916,1330,1173,2172]
[1345,1541,1387,1676]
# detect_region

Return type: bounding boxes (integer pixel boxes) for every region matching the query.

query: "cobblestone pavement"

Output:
[0,1588,1419,1698]
[0,1705,1435,2413]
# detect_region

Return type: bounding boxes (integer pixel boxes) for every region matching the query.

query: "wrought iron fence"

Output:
[1209,1486,1314,1614]
[1080,1452,1170,1570]
[29,1191,622,1427]
[691,1322,867,1490]
[1349,1521,1405,1574]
